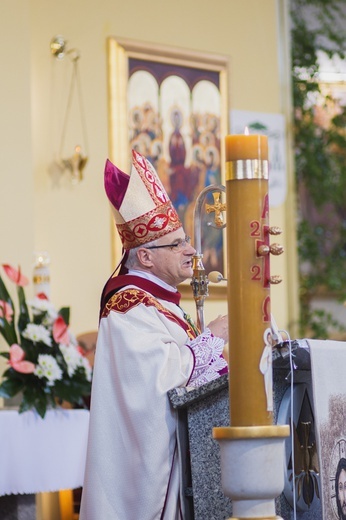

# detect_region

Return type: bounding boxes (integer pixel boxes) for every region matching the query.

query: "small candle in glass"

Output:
[33,251,50,298]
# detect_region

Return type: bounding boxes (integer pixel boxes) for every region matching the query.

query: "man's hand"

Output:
[207,315,228,342]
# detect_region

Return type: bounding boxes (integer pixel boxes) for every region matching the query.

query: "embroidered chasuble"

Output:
[80,275,227,520]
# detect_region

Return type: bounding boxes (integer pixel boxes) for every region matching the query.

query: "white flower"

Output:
[34,354,63,385]
[67,330,78,347]
[80,356,92,382]
[59,344,80,376]
[22,323,52,346]
[27,298,58,326]
[60,344,92,381]
[28,297,57,316]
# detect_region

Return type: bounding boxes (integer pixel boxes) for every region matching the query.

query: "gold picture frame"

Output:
[106,36,229,299]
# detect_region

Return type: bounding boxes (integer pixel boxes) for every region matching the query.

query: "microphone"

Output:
[208,271,227,283]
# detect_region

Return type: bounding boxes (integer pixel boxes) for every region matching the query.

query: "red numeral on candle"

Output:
[262,295,271,322]
[250,220,261,237]
[251,265,261,281]
[250,196,270,288]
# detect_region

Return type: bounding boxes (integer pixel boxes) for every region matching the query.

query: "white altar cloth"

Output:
[0,408,89,496]
[309,339,346,519]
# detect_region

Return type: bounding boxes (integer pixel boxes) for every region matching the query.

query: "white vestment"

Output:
[80,279,226,520]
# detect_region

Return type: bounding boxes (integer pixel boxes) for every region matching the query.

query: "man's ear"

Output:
[136,247,154,268]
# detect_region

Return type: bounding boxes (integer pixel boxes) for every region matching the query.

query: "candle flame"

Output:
[244,126,249,135]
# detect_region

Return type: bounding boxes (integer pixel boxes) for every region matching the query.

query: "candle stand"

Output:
[213,133,289,520]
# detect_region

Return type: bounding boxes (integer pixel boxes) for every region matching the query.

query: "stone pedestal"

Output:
[169,376,232,519]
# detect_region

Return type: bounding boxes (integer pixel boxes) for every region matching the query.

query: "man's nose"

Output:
[186,243,196,255]
[342,487,346,502]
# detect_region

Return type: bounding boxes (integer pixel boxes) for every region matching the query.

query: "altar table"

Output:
[0,408,89,496]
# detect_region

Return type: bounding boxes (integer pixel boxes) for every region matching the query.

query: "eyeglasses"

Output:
[145,235,191,252]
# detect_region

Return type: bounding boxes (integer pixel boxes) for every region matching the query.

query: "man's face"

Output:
[147,228,196,287]
[338,469,346,519]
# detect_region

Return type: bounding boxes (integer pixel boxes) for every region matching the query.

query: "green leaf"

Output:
[54,377,91,404]
[18,397,34,413]
[0,319,17,346]
[17,286,30,333]
[58,307,70,326]
[0,274,14,308]
[0,275,17,345]
[0,378,24,398]
[34,398,48,419]
[19,384,52,418]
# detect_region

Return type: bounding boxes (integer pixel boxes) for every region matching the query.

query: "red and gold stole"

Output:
[100,275,198,339]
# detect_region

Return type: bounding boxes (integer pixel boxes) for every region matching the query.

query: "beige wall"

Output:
[0,0,296,348]
[1,1,35,281]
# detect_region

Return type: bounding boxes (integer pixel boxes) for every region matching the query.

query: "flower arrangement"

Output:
[0,264,92,418]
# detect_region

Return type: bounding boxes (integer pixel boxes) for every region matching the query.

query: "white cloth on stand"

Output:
[0,408,89,496]
[308,339,346,520]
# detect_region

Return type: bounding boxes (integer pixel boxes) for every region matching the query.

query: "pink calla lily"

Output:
[2,264,29,287]
[9,344,35,374]
[0,300,14,322]
[53,315,70,345]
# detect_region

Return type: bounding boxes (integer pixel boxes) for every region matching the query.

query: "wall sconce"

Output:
[49,35,89,185]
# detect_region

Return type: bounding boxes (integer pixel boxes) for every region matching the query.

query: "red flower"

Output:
[36,292,49,300]
[0,300,13,322]
[53,315,70,345]
[9,344,35,374]
[2,265,29,286]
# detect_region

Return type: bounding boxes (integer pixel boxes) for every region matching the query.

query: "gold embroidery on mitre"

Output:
[117,200,180,249]
[132,151,168,206]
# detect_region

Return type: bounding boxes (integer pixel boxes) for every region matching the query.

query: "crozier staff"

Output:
[80,150,228,520]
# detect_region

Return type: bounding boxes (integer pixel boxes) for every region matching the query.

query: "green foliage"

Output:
[0,376,25,398]
[291,0,346,337]
[0,276,17,345]
[17,286,30,334]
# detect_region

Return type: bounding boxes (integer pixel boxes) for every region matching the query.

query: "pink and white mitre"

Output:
[104,150,182,250]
